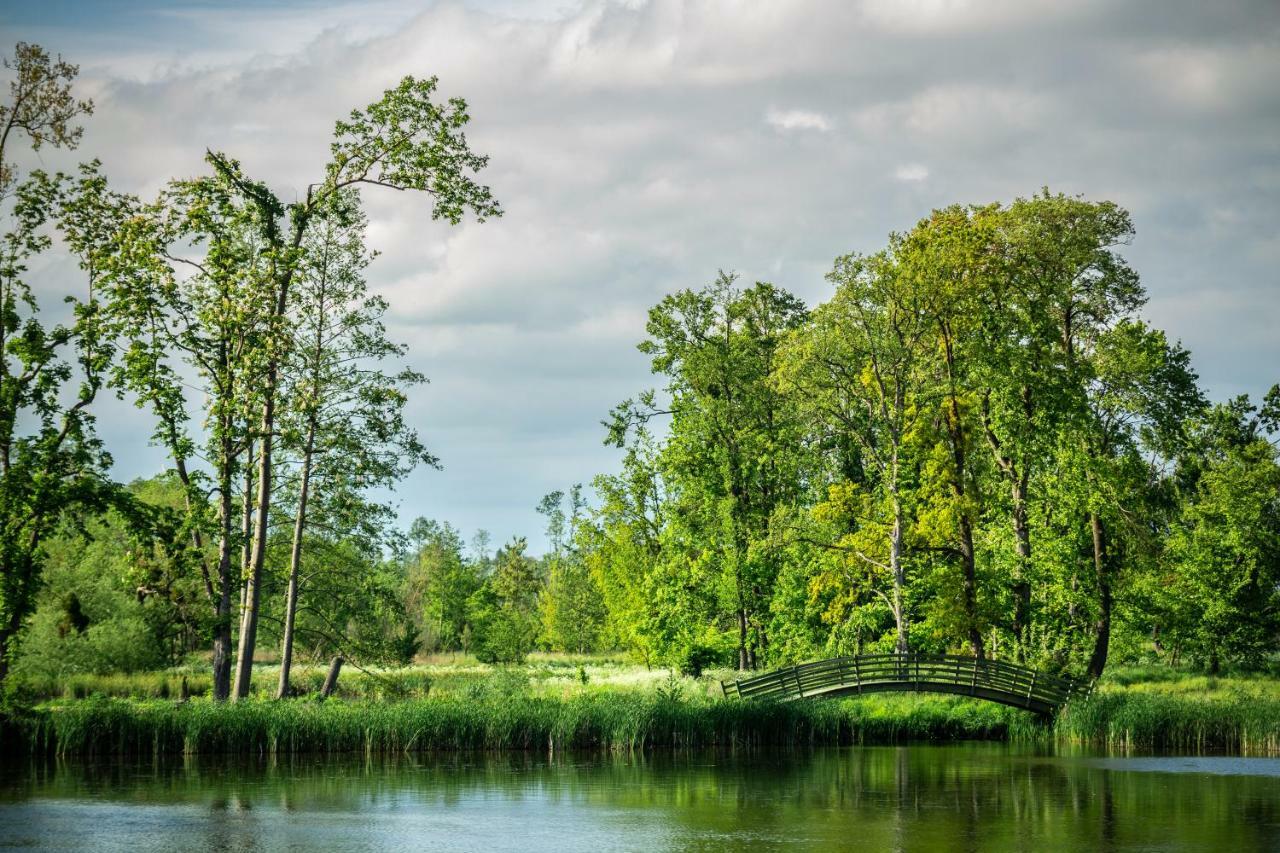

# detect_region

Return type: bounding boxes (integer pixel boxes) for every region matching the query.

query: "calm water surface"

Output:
[1,745,1277,851]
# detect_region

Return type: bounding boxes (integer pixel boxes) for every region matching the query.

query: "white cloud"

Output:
[766,108,832,132]
[894,163,929,182]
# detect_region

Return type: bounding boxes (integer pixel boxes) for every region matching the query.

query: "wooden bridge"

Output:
[721,653,1088,716]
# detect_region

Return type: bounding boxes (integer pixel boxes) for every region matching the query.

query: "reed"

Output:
[1053,689,1280,754]
[22,691,1037,757]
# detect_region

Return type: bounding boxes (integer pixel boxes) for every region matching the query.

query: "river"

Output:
[1,745,1277,851]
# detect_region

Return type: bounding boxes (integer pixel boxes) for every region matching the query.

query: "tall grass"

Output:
[1053,690,1280,754]
[20,692,1037,757]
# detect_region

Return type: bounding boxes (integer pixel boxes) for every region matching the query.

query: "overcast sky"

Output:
[2,0,1277,552]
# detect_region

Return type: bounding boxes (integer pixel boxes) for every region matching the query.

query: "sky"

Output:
[2,0,1278,553]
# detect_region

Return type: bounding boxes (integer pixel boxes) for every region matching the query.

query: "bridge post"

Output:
[970,657,979,696]
[1024,671,1037,708]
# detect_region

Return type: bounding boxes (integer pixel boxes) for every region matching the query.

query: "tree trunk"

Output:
[276,429,315,700]
[211,456,237,702]
[232,391,276,701]
[237,439,255,643]
[890,501,909,654]
[959,516,984,660]
[1086,513,1111,680]
[737,607,749,671]
[320,655,343,698]
[1010,476,1032,663]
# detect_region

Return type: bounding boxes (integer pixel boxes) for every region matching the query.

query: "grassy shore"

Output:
[6,660,1279,757]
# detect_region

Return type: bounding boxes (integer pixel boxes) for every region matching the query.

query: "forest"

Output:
[3,40,1279,713]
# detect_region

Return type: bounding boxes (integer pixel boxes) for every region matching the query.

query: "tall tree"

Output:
[274,194,436,699]
[0,42,117,681]
[225,76,499,700]
[610,274,807,670]
[774,248,932,653]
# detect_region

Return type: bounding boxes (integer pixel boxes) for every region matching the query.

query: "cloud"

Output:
[3,0,1277,551]
[766,108,832,132]
[894,163,929,182]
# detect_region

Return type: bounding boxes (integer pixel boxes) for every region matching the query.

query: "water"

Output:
[1,745,1277,851]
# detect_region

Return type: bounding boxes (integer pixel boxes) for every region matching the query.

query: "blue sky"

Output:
[2,0,1277,552]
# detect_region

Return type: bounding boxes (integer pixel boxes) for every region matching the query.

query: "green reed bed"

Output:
[1054,689,1280,754]
[21,691,1038,757]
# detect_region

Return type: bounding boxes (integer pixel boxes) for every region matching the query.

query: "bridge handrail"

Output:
[721,653,1086,714]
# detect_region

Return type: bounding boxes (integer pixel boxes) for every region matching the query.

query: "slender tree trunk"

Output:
[211,461,236,701]
[320,655,344,698]
[737,606,748,671]
[276,426,315,700]
[1010,476,1032,663]
[1086,512,1111,680]
[890,497,909,654]
[233,393,275,701]
[237,438,254,640]
[959,517,983,660]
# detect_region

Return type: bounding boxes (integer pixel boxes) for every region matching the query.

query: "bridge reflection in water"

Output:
[722,653,1088,716]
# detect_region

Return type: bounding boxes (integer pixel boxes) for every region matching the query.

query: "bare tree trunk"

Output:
[320,655,343,698]
[737,607,749,671]
[233,392,276,701]
[211,463,236,701]
[959,516,983,660]
[1086,513,1111,680]
[237,438,254,640]
[276,428,314,700]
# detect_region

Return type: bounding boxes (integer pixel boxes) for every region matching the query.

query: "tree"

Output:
[403,518,479,654]
[1155,394,1280,669]
[609,274,808,670]
[223,76,499,701]
[470,537,540,664]
[774,248,932,653]
[274,193,436,699]
[113,75,499,700]
[538,486,606,653]
[0,43,120,682]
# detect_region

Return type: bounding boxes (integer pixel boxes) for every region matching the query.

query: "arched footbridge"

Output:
[721,653,1089,716]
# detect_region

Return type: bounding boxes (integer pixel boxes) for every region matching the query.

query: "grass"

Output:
[6,660,1279,757]
[1055,666,1280,754]
[17,690,1035,757]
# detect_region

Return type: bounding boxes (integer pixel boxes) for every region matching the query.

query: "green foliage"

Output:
[469,539,541,664]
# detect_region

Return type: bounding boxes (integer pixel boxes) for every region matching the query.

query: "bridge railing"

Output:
[721,653,1087,713]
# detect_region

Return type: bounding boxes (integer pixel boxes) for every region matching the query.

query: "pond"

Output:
[1,745,1277,851]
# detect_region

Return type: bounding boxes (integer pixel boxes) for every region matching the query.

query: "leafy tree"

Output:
[112,75,499,700]
[538,486,606,653]
[0,43,124,681]
[273,192,436,698]
[469,537,540,664]
[403,518,480,654]
[774,248,932,653]
[610,274,807,670]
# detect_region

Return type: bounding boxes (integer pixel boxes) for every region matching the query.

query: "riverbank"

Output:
[6,663,1279,756]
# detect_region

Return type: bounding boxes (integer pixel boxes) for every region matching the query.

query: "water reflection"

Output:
[0,745,1277,851]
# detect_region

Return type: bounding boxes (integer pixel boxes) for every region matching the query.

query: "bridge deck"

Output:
[721,653,1087,716]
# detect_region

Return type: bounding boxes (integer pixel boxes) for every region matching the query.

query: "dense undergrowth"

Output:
[5,662,1279,757]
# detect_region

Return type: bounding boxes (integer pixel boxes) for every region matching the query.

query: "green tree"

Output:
[538,486,606,653]
[0,43,121,681]
[403,518,480,654]
[469,537,540,664]
[274,193,436,698]
[774,248,932,653]
[609,274,807,670]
